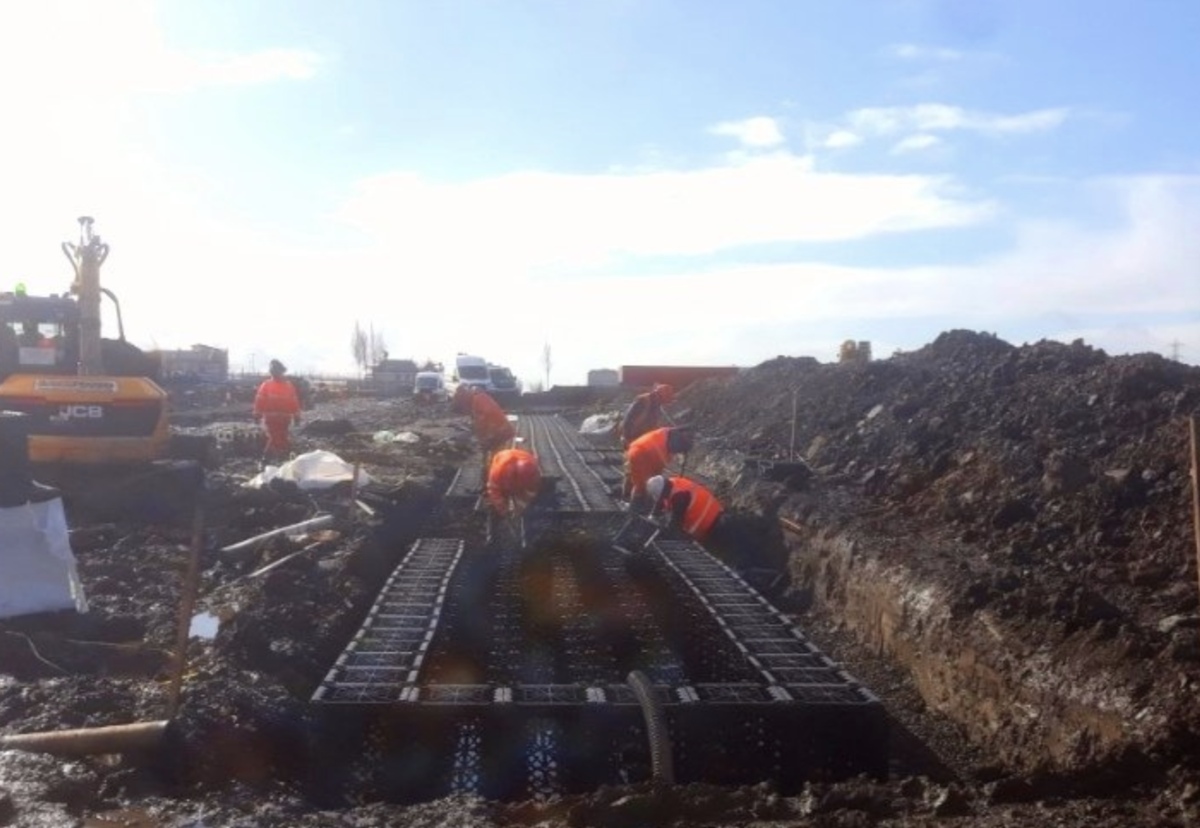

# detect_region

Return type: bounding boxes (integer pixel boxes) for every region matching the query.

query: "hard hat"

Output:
[646,475,667,501]
[654,383,675,404]
[14,282,26,296]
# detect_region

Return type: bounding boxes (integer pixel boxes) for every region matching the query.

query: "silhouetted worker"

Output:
[623,425,694,505]
[17,322,41,348]
[619,383,675,446]
[253,359,302,464]
[485,447,541,546]
[455,384,516,479]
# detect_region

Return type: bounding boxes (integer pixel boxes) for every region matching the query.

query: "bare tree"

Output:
[369,324,388,367]
[351,321,368,378]
[541,342,552,390]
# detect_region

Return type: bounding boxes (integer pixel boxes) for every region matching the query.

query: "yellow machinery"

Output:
[838,340,873,364]
[0,218,170,464]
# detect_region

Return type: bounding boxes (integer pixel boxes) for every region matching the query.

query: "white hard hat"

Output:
[646,475,667,501]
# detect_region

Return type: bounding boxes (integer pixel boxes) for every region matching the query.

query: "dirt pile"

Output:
[682,330,1200,778]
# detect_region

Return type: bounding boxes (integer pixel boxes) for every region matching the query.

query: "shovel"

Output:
[613,514,660,555]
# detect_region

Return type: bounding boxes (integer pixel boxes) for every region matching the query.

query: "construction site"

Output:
[0,223,1199,827]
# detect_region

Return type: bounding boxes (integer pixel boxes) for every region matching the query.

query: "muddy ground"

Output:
[2,330,1200,826]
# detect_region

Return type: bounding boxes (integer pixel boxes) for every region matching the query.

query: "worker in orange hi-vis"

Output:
[485,447,542,546]
[622,425,694,505]
[645,473,786,592]
[618,383,675,446]
[455,384,517,481]
[252,359,302,465]
[646,474,724,542]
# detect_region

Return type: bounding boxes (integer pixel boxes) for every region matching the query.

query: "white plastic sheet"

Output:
[245,450,371,491]
[579,413,620,443]
[0,498,88,619]
[372,430,420,444]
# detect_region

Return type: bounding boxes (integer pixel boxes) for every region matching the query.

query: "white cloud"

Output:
[708,117,786,149]
[273,175,1200,381]
[891,134,943,154]
[476,173,1200,378]
[146,48,324,92]
[824,130,864,149]
[14,170,1190,387]
[336,154,993,268]
[516,174,1200,378]
[0,1,321,103]
[886,43,965,62]
[848,104,1069,137]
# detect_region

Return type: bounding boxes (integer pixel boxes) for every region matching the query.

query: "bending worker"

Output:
[623,425,694,505]
[486,447,542,544]
[253,359,303,464]
[456,385,517,478]
[646,474,723,542]
[619,383,675,446]
[644,473,759,571]
[646,474,785,589]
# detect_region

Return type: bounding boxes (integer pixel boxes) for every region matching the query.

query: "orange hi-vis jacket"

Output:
[472,391,516,451]
[626,427,672,497]
[666,477,722,540]
[487,448,541,516]
[253,378,302,418]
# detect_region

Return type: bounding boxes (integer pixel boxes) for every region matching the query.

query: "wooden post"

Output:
[168,505,204,718]
[789,390,798,461]
[349,462,361,522]
[1190,416,1200,607]
[0,720,168,756]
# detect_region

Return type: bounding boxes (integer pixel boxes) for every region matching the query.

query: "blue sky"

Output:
[2,0,1197,385]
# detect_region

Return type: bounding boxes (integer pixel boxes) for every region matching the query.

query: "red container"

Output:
[618,365,739,390]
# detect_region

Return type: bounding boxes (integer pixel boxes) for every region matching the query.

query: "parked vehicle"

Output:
[414,370,446,403]
[450,353,492,394]
[487,364,521,399]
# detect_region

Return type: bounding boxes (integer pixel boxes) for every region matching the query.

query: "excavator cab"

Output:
[0,219,171,465]
[0,294,80,377]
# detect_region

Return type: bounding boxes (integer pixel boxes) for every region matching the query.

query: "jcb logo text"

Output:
[56,405,104,420]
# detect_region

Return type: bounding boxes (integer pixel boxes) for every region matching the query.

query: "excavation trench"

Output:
[781,519,1166,784]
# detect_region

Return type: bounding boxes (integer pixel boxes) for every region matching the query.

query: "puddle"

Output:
[189,611,220,640]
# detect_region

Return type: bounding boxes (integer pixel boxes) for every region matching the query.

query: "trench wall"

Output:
[785,524,1153,775]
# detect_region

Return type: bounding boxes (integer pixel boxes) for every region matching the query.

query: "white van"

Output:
[487,364,521,400]
[413,370,446,402]
[452,354,492,392]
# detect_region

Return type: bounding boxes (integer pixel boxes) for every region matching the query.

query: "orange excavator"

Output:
[0,217,171,465]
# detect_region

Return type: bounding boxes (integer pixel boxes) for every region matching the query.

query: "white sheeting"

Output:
[0,498,88,619]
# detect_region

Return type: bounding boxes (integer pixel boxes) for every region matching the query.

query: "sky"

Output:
[2,0,1198,387]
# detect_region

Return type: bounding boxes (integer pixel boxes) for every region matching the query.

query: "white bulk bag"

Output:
[0,498,88,619]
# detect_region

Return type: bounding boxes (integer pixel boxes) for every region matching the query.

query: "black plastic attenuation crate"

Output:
[310,531,887,802]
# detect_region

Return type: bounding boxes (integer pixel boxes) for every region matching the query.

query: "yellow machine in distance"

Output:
[0,217,170,465]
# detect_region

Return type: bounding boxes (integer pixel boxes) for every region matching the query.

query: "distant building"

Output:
[372,358,419,396]
[587,368,620,387]
[157,344,228,381]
